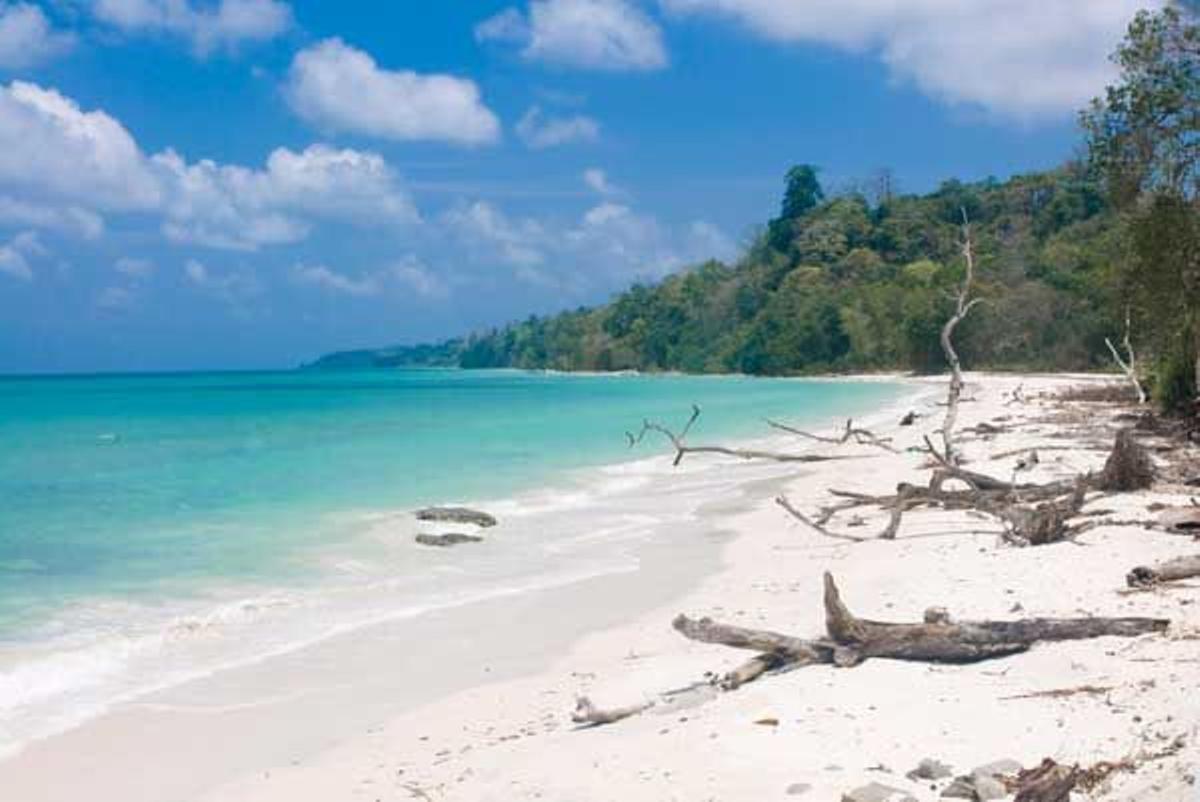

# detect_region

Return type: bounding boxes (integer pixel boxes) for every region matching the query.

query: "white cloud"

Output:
[661,0,1160,118]
[443,201,548,268]
[390,257,448,299]
[516,105,600,149]
[443,197,734,293]
[0,81,160,212]
[477,0,667,71]
[154,143,418,250]
[0,3,74,68]
[286,38,500,145]
[292,263,379,297]
[582,167,617,195]
[0,81,420,250]
[93,0,291,54]
[184,258,260,301]
[0,196,103,239]
[0,229,42,281]
[114,256,154,277]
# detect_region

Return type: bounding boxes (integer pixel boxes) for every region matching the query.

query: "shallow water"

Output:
[0,368,908,756]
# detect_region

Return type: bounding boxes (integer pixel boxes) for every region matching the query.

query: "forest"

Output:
[312,6,1198,414]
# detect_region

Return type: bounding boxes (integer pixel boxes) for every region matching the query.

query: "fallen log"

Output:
[1127,554,1200,588]
[674,573,1167,673]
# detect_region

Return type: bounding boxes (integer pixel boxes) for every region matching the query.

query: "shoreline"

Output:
[0,377,926,801]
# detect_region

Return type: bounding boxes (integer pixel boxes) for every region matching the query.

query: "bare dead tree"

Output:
[940,209,985,464]
[1104,305,1148,404]
[631,405,852,467]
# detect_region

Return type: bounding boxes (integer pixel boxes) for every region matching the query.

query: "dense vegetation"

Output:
[312,6,1198,414]
[313,165,1121,376]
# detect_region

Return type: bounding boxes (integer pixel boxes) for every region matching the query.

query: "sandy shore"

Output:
[7,372,1200,801]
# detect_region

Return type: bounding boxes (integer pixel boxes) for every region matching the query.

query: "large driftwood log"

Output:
[675,573,1167,674]
[1127,554,1200,587]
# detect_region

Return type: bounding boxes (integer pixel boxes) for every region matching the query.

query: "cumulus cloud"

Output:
[286,38,500,145]
[292,263,379,296]
[153,143,418,250]
[93,0,291,54]
[515,105,600,149]
[0,81,161,212]
[0,3,74,68]
[477,0,667,71]
[184,258,260,302]
[582,167,617,195]
[661,0,1160,118]
[442,197,734,294]
[389,257,448,299]
[0,81,418,250]
[0,229,43,281]
[0,196,103,239]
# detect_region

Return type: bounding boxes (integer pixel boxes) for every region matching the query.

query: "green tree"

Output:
[767,164,824,251]
[1082,4,1200,409]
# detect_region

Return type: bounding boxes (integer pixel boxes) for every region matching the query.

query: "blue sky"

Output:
[0,0,1161,373]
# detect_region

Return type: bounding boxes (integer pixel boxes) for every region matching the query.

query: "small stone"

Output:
[786,783,812,796]
[970,775,1007,800]
[971,759,1023,779]
[906,759,953,781]
[414,506,497,528]
[841,782,917,802]
[415,533,484,547]
[939,778,976,799]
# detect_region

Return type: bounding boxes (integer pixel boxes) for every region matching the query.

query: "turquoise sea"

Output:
[0,368,908,756]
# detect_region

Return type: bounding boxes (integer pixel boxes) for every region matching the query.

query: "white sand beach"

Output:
[4,372,1199,802]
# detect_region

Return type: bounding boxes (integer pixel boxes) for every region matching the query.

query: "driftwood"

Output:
[1127,554,1200,587]
[631,405,849,467]
[673,573,1166,679]
[766,417,898,453]
[778,429,1155,547]
[571,696,653,727]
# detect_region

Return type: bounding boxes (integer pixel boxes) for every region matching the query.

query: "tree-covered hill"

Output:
[309,164,1123,376]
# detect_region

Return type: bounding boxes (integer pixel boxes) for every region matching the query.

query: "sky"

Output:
[0,0,1166,373]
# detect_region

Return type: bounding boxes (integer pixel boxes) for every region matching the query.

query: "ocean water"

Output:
[0,368,909,756]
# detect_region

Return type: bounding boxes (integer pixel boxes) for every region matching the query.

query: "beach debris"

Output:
[899,411,917,426]
[1156,505,1200,533]
[753,716,779,727]
[670,572,1166,683]
[766,417,898,453]
[1099,428,1155,491]
[414,506,497,528]
[906,758,953,781]
[414,533,484,547]
[841,781,917,802]
[571,696,654,728]
[1127,553,1200,587]
[940,760,1021,800]
[786,782,812,795]
[629,404,853,467]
